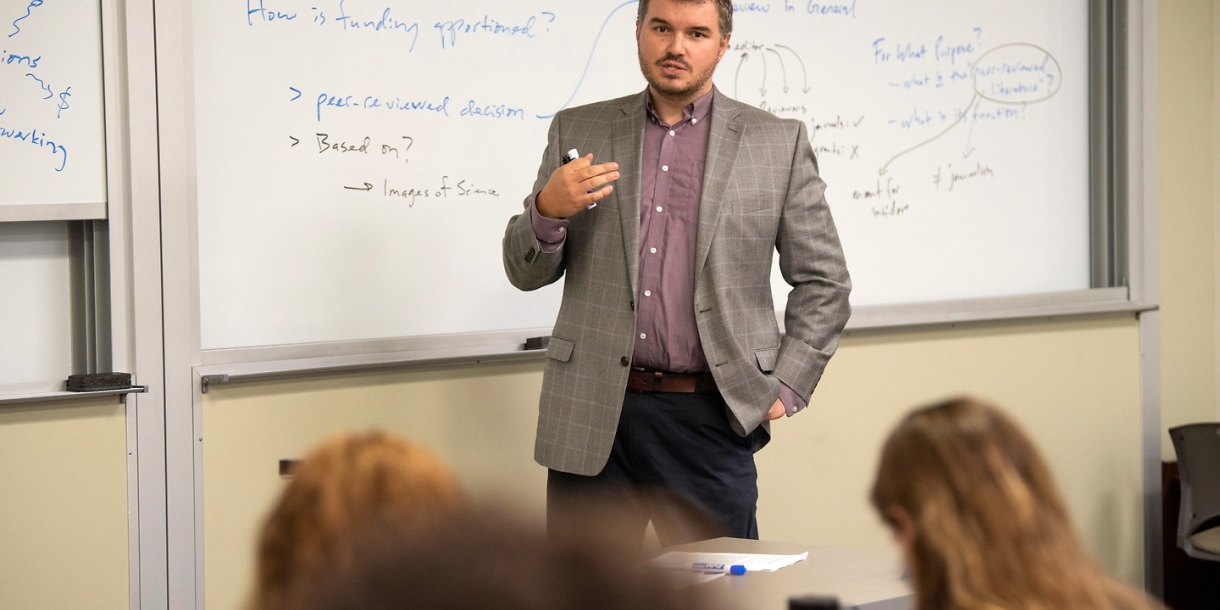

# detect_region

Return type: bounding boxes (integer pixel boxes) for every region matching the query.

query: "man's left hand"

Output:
[765,398,786,421]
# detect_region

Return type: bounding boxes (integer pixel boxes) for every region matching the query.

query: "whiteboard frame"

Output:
[150,1,1164,609]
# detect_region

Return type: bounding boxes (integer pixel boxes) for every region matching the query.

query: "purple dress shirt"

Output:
[529,90,806,416]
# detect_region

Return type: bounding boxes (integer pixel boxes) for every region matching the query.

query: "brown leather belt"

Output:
[626,369,718,393]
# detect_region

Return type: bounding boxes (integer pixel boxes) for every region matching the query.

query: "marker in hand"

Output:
[563,148,597,209]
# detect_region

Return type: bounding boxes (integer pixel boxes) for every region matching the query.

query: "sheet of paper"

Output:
[649,551,809,573]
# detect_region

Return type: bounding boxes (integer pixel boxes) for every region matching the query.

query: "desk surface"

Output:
[663,538,913,610]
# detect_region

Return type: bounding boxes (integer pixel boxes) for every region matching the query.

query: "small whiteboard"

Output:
[191,0,1090,350]
[0,0,107,206]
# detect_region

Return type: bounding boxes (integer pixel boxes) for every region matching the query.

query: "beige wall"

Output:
[203,314,1144,610]
[0,398,129,610]
[1160,0,1218,458]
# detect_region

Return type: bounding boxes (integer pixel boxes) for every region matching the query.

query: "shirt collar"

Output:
[645,88,714,127]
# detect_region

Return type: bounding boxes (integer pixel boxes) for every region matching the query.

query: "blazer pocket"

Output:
[754,346,779,372]
[546,336,575,363]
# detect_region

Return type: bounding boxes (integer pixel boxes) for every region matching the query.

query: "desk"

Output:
[663,538,913,610]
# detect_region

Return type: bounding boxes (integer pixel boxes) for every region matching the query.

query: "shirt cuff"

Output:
[530,196,569,253]
[779,382,808,417]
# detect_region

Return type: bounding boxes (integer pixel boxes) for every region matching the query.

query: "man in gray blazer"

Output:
[503,0,850,540]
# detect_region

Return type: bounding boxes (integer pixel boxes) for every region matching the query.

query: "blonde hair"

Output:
[870,398,1161,610]
[249,431,465,610]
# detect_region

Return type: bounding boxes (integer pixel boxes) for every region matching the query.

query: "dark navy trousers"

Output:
[547,390,760,542]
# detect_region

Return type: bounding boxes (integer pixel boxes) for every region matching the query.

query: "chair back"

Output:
[1169,423,1220,560]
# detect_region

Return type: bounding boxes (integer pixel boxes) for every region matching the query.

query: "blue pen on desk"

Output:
[563,148,597,209]
[692,562,747,575]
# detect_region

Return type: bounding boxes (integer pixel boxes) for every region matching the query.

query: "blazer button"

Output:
[630,300,635,311]
[620,356,629,366]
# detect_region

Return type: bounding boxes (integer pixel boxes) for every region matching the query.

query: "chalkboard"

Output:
[192,0,1090,350]
[0,0,107,207]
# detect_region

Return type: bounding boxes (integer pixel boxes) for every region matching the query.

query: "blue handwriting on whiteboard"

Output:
[872,31,981,65]
[247,0,297,25]
[459,99,524,119]
[8,0,44,38]
[0,123,68,171]
[805,0,856,18]
[56,86,70,118]
[3,50,39,67]
[25,72,52,99]
[336,0,419,51]
[434,13,548,49]
[733,3,771,13]
[314,91,450,121]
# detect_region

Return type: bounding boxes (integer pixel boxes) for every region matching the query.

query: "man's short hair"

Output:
[637,0,733,40]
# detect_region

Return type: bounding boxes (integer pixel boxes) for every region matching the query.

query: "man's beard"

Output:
[639,53,715,102]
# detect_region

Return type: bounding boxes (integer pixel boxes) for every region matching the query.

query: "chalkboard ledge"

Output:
[0,203,107,222]
[0,381,147,406]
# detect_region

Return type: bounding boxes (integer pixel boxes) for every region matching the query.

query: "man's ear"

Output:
[718,32,731,61]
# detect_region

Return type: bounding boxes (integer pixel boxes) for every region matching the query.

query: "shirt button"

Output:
[644,290,652,297]
[656,206,663,213]
[558,227,565,233]
[650,247,657,254]
[691,118,698,124]
[639,333,647,339]
[661,165,669,172]
[669,130,676,136]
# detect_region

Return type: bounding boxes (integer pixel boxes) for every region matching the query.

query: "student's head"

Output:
[295,509,710,610]
[870,397,1159,610]
[249,431,465,610]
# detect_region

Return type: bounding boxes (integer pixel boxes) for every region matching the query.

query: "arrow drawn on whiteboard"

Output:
[537,0,638,119]
[766,48,787,93]
[289,136,299,147]
[774,45,812,94]
[733,53,748,100]
[344,183,373,192]
[289,87,302,102]
[961,113,976,158]
[879,95,978,176]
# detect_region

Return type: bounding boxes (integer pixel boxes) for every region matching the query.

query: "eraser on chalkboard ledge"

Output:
[66,372,133,392]
[524,336,551,351]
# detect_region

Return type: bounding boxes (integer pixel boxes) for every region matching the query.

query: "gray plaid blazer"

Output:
[503,87,851,476]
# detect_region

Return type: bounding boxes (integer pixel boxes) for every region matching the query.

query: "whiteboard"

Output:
[0,0,108,206]
[0,221,72,384]
[192,0,1090,350]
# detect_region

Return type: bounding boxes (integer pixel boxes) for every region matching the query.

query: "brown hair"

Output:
[249,431,465,610]
[296,508,710,610]
[870,398,1161,610]
[637,0,733,40]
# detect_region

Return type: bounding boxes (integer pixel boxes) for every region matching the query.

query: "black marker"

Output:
[563,148,597,209]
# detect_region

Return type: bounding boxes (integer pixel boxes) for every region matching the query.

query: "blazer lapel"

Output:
[613,91,648,300]
[696,88,744,278]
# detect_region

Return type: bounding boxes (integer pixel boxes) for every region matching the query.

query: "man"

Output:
[502,0,851,540]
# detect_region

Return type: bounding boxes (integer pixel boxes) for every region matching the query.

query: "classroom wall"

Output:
[1160,0,1218,459]
[0,398,129,610]
[3,2,1217,609]
[202,313,1144,610]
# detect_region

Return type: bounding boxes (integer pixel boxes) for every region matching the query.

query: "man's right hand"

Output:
[536,154,620,219]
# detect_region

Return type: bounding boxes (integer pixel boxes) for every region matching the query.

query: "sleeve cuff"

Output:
[530,196,569,253]
[779,382,808,417]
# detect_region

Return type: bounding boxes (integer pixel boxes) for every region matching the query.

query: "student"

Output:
[247,431,466,610]
[870,398,1163,610]
[295,508,710,610]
